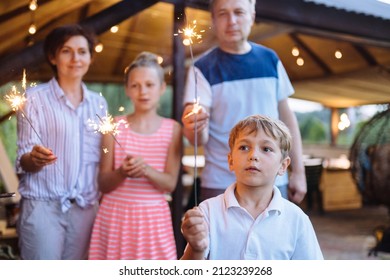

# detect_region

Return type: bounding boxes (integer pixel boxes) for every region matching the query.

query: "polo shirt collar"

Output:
[224,183,283,215]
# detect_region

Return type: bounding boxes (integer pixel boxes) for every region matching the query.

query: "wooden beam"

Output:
[352,44,378,66]
[0,0,94,54]
[255,0,390,48]
[0,0,160,86]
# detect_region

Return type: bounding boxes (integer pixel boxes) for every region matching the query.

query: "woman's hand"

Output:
[30,145,57,167]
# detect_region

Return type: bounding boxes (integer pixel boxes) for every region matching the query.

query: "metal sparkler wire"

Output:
[176,19,205,206]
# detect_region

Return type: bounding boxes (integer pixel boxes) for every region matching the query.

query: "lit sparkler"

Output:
[88,112,128,153]
[4,70,43,144]
[5,70,64,177]
[183,97,202,119]
[175,19,206,206]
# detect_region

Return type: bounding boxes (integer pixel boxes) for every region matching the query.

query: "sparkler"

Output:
[175,19,205,206]
[5,70,63,177]
[88,112,128,154]
[4,70,43,144]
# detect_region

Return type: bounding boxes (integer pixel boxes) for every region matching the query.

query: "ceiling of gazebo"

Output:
[1,0,390,109]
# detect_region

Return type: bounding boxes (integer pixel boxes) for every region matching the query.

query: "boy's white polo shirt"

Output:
[199,183,323,260]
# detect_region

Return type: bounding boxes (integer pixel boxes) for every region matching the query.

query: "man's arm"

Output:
[278,99,307,204]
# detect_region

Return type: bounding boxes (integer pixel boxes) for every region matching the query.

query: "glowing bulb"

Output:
[296,57,304,66]
[338,113,350,130]
[29,0,38,11]
[335,49,342,59]
[292,46,299,57]
[338,122,346,131]
[28,24,37,35]
[110,25,119,33]
[157,56,163,65]
[95,43,103,53]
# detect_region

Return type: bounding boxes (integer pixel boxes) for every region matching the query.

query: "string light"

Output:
[338,113,350,131]
[335,49,343,59]
[292,46,300,57]
[95,43,104,53]
[296,57,304,66]
[28,23,37,35]
[29,0,38,11]
[110,25,119,33]
[28,1,38,37]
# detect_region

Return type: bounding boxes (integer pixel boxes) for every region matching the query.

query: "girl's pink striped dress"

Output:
[88,116,177,260]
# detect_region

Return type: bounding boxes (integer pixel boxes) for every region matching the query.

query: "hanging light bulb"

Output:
[157,56,164,64]
[110,25,119,33]
[296,57,304,66]
[29,0,38,11]
[335,49,343,59]
[28,23,37,35]
[95,43,104,53]
[338,113,350,130]
[291,46,300,57]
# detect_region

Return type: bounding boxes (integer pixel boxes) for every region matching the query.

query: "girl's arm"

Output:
[144,121,183,193]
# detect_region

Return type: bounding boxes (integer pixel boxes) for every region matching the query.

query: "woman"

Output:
[16,24,107,259]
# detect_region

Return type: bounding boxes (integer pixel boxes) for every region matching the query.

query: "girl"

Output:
[89,52,182,259]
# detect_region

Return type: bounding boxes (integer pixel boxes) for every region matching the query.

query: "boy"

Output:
[181,115,323,260]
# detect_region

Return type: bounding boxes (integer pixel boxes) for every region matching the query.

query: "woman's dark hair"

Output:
[43,24,96,73]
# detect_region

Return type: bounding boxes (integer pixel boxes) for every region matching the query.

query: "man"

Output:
[181,0,306,204]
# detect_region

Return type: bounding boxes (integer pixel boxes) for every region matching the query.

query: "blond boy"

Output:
[181,115,323,260]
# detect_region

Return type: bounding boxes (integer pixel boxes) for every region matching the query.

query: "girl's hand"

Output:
[121,155,148,178]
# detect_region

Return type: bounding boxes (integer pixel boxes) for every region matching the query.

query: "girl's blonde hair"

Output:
[228,114,292,159]
[124,51,164,85]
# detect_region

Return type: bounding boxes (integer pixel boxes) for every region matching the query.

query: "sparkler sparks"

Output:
[175,20,204,46]
[5,86,27,112]
[88,112,128,153]
[183,97,202,119]
[4,70,43,144]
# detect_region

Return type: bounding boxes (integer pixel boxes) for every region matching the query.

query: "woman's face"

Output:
[50,35,92,80]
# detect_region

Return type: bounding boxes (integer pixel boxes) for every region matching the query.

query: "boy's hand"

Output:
[181,207,208,253]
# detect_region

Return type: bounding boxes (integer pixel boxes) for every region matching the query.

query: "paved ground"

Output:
[306,204,390,260]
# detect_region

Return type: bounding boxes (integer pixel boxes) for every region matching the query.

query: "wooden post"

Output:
[330,107,339,146]
[171,0,186,258]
